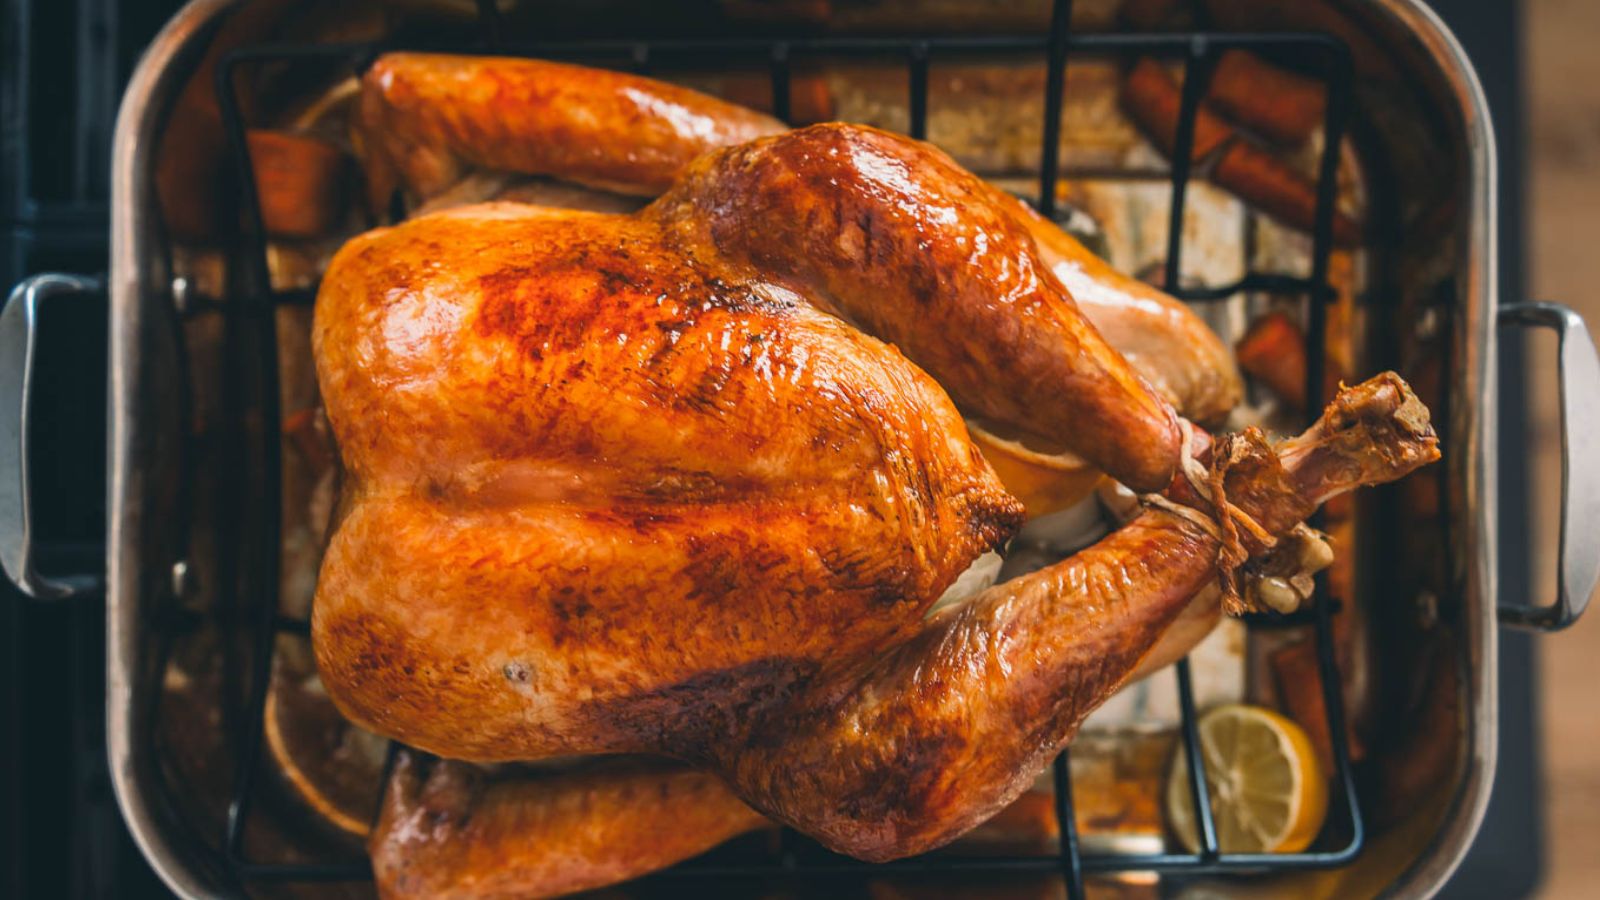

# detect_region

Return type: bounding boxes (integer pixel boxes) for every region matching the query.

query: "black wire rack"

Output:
[155,0,1364,895]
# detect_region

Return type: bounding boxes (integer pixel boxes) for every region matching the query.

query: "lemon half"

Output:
[1165,704,1329,854]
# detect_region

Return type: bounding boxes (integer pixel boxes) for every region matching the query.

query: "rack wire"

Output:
[159,0,1364,895]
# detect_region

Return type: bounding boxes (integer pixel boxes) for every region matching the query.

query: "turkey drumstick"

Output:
[358,53,785,210]
[370,752,766,900]
[651,125,1181,489]
[711,373,1437,859]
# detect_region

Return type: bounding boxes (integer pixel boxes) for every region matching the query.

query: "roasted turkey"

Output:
[309,53,1437,897]
[361,371,1437,898]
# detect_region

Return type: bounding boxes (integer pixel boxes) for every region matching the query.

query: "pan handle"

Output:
[1498,301,1600,631]
[0,273,104,600]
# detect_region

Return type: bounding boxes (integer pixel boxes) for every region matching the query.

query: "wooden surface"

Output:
[1527,1,1600,897]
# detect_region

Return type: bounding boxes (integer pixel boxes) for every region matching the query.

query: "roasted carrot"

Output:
[247,130,349,238]
[154,0,290,239]
[1235,311,1309,409]
[1208,49,1326,147]
[1212,139,1361,245]
[1271,637,1366,775]
[1120,58,1236,162]
[1123,56,1360,245]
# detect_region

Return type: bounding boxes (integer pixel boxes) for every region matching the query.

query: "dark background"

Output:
[0,0,1544,896]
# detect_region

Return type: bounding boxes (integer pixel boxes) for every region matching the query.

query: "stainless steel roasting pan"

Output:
[3,0,1598,896]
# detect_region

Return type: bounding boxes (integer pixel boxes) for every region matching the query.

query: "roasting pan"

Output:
[4,0,1598,896]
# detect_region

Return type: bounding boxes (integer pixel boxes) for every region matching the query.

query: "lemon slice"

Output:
[1165,704,1328,854]
[966,419,1104,519]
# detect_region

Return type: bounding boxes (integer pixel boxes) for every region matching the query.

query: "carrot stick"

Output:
[1121,58,1236,162]
[1212,139,1361,245]
[1235,311,1309,409]
[1208,50,1326,147]
[247,129,349,239]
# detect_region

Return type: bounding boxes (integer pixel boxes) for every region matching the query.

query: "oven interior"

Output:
[124,1,1479,896]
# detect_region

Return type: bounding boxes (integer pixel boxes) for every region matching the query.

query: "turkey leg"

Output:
[712,372,1437,860]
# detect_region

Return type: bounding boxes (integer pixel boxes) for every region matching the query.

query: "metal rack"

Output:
[159,0,1363,895]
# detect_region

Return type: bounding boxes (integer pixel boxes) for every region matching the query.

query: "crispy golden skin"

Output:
[314,198,1024,759]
